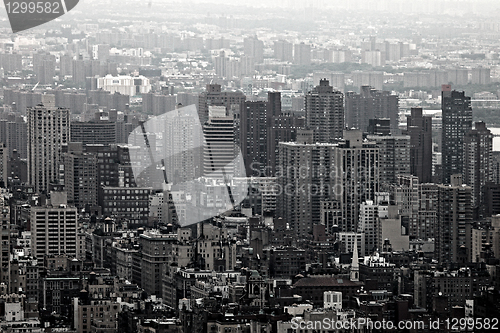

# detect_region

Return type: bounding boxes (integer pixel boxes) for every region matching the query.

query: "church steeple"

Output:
[350,237,359,282]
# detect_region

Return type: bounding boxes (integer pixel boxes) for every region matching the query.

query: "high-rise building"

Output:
[334,130,379,232]
[436,174,473,264]
[241,92,282,176]
[305,79,344,143]
[0,199,9,288]
[345,86,399,135]
[27,95,70,194]
[244,37,264,64]
[267,113,304,176]
[61,143,98,210]
[198,84,246,126]
[203,106,235,178]
[30,193,78,261]
[441,85,473,184]
[277,137,338,238]
[273,40,293,62]
[293,43,311,66]
[405,107,433,183]
[366,135,410,186]
[463,121,493,217]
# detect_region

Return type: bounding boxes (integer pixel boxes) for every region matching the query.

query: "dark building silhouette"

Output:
[241,92,283,176]
[441,85,473,184]
[305,79,344,143]
[405,107,433,183]
[367,118,391,136]
[436,174,472,264]
[463,122,493,218]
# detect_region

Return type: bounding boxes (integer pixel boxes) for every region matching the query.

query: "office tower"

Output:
[405,107,433,183]
[27,95,70,194]
[334,130,379,232]
[441,85,473,184]
[244,37,264,64]
[366,134,410,187]
[142,93,177,115]
[305,79,344,143]
[241,92,281,176]
[293,43,311,65]
[345,86,399,135]
[436,175,473,264]
[198,84,246,126]
[267,113,304,176]
[277,137,337,238]
[30,193,78,260]
[203,106,235,177]
[70,120,117,145]
[61,143,98,210]
[273,40,293,62]
[463,122,493,217]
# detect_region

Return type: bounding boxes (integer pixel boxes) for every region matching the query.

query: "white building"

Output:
[97,74,151,96]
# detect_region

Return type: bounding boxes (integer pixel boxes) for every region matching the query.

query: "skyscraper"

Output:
[334,130,379,232]
[405,107,433,183]
[441,85,473,184]
[293,43,311,65]
[273,40,293,62]
[345,86,399,135]
[366,134,410,187]
[436,174,472,264]
[305,79,344,144]
[203,106,235,178]
[241,92,282,176]
[27,95,70,194]
[463,121,493,217]
[277,135,337,238]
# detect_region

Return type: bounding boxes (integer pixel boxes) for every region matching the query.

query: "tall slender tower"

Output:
[441,85,473,184]
[463,121,493,218]
[405,107,433,183]
[27,95,70,194]
[305,79,344,143]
